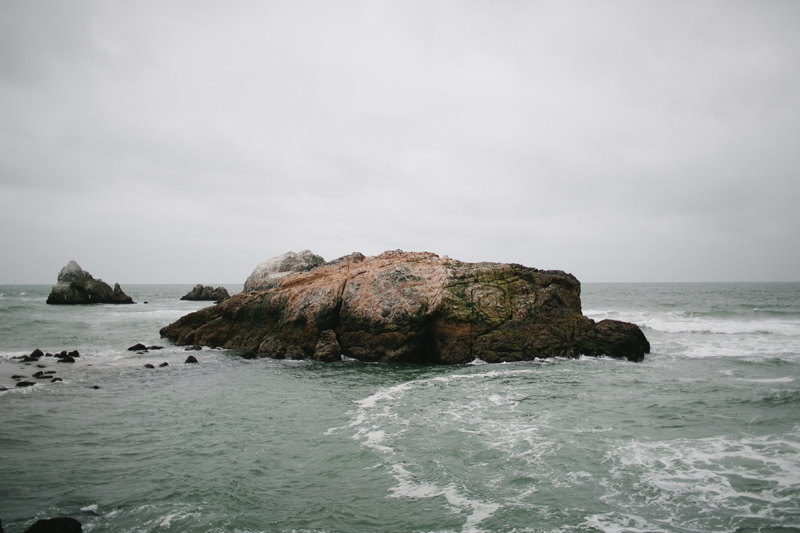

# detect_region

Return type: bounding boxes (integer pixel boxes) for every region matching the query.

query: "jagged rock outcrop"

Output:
[180,284,231,302]
[161,250,650,364]
[46,261,134,305]
[244,250,324,291]
[161,251,650,364]
[314,329,342,362]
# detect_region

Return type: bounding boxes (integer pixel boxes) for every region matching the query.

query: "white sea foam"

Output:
[331,369,547,532]
[389,464,502,533]
[585,309,800,337]
[354,381,415,409]
[739,377,794,383]
[600,430,800,530]
[157,509,201,528]
[584,307,800,359]
[579,512,669,533]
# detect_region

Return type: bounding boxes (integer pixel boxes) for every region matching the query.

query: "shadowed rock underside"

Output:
[160,251,650,364]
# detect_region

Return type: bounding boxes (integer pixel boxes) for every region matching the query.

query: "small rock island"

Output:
[161,250,649,364]
[180,284,230,302]
[46,260,134,305]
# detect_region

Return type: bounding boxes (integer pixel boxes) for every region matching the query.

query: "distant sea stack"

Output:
[180,284,231,302]
[161,250,650,364]
[46,260,134,305]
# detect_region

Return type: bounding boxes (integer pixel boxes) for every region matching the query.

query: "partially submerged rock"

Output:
[46,261,134,305]
[24,517,82,533]
[313,329,342,362]
[180,284,231,302]
[161,250,650,364]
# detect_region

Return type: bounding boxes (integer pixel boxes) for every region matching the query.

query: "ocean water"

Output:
[1,282,799,533]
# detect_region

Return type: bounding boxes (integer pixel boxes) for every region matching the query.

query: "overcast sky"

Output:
[1,1,799,285]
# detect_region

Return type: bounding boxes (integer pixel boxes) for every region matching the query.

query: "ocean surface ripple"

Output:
[1,283,799,533]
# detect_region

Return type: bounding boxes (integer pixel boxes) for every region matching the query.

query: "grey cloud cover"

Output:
[1,0,799,283]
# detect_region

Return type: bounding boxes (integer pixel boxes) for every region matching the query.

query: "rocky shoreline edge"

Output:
[0,344,208,392]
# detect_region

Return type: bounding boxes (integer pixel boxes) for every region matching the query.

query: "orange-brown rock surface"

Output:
[160,250,650,364]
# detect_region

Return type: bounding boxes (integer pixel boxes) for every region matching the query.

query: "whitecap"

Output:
[601,430,800,530]
[388,464,501,533]
[738,377,794,383]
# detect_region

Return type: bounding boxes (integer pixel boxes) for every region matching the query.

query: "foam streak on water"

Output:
[1,283,800,532]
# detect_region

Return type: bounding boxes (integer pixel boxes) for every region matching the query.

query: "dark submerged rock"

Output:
[161,250,650,364]
[184,345,202,351]
[128,343,147,352]
[51,378,62,382]
[144,364,155,369]
[16,381,36,387]
[180,284,231,302]
[159,362,169,367]
[57,356,75,363]
[185,355,199,364]
[46,261,134,305]
[24,517,82,533]
[31,348,44,357]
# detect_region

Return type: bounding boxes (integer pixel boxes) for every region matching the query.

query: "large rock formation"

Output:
[46,261,134,305]
[180,284,230,302]
[244,250,324,291]
[160,250,650,364]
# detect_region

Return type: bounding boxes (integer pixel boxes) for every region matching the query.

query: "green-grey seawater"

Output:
[1,283,799,533]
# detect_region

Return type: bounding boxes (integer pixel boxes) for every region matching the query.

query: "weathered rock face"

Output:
[180,284,231,302]
[244,250,325,291]
[46,261,134,305]
[161,250,650,364]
